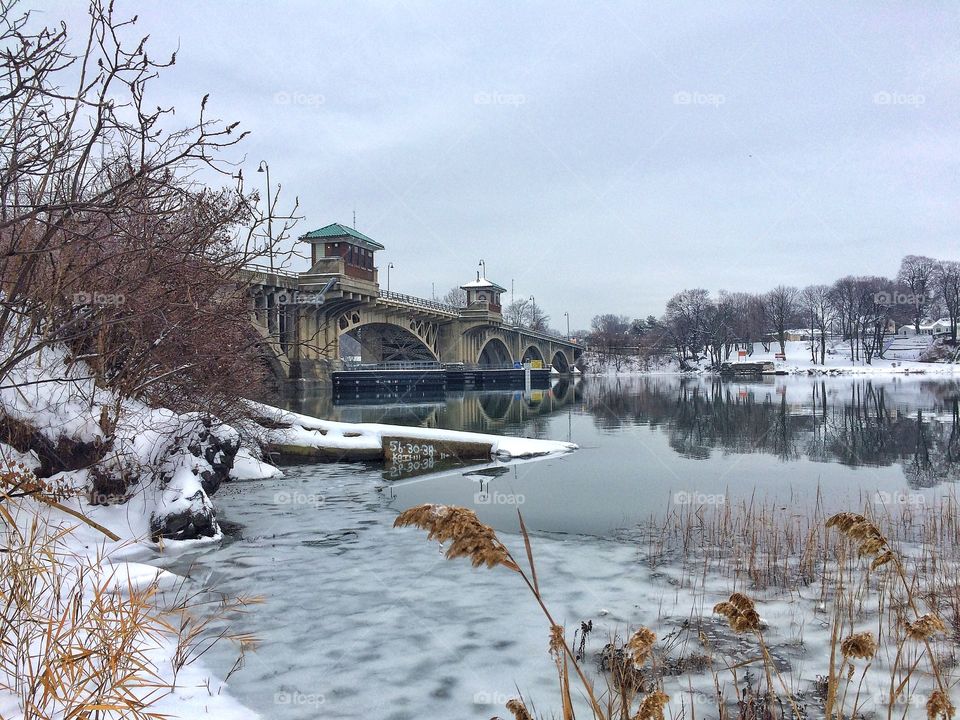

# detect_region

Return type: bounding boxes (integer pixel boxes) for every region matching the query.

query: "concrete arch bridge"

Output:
[240,223,581,385]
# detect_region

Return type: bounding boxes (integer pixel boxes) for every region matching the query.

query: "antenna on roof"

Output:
[353,209,356,228]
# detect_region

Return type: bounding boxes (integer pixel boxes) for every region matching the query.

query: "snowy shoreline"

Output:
[591,364,957,378]
[245,400,579,462]
[583,338,957,378]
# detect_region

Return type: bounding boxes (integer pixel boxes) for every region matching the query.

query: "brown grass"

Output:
[396,498,960,720]
[0,460,255,718]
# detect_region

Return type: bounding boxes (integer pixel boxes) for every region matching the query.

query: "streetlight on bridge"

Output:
[564,311,570,339]
[387,262,394,292]
[478,259,486,278]
[257,160,273,272]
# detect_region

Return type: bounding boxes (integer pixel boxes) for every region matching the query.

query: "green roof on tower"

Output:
[300,222,385,251]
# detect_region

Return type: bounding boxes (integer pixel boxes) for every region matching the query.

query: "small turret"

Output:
[461,274,506,314]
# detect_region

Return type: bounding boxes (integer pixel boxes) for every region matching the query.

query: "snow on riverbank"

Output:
[0,335,274,718]
[584,339,958,377]
[246,401,579,459]
[0,482,261,719]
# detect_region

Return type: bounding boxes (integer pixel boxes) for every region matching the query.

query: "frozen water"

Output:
[152,376,960,719]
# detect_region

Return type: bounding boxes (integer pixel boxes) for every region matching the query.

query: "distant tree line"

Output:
[585,254,960,367]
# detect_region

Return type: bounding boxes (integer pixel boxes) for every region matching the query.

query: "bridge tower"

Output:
[291,223,385,380]
[460,274,505,317]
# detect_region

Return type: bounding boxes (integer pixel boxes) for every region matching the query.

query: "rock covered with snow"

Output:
[0,334,275,543]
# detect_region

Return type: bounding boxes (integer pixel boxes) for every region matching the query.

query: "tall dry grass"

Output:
[395,498,960,720]
[0,460,256,719]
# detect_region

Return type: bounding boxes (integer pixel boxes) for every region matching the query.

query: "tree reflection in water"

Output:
[584,377,960,488]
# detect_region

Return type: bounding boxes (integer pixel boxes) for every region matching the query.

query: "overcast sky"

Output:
[37,1,960,330]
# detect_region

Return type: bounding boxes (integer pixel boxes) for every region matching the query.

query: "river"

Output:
[155,374,959,719]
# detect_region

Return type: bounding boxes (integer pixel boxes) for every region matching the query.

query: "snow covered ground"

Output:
[0,454,265,719]
[584,338,958,377]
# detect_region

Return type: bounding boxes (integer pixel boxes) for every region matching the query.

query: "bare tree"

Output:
[857,276,895,363]
[441,286,467,308]
[764,286,798,355]
[504,298,549,331]
[589,314,631,370]
[703,293,737,366]
[830,276,861,361]
[0,2,295,420]
[663,288,712,363]
[800,284,832,364]
[897,255,938,333]
[935,260,960,342]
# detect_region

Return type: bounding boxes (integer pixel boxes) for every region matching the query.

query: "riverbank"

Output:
[585,339,958,377]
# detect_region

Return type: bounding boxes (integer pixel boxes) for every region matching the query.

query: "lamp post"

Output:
[564,311,570,338]
[387,262,394,293]
[530,295,536,330]
[479,259,486,278]
[257,161,273,272]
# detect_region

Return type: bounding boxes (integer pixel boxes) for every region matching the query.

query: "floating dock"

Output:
[719,361,777,377]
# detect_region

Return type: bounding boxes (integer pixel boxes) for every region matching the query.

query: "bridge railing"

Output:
[506,324,574,344]
[341,360,443,371]
[444,362,556,371]
[378,290,460,315]
[242,263,300,279]
[338,361,556,372]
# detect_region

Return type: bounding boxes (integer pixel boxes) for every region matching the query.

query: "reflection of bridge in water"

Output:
[287,378,584,435]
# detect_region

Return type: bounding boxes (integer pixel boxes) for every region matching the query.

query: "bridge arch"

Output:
[478,393,513,422]
[551,351,570,373]
[521,345,545,364]
[343,320,440,363]
[478,337,513,367]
